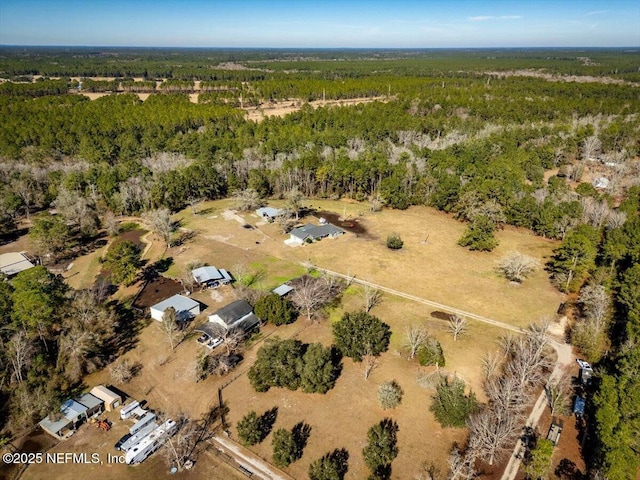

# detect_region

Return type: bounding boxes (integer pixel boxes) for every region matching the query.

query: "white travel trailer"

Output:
[125,419,177,465]
[119,422,158,452]
[120,400,140,420]
[129,411,156,435]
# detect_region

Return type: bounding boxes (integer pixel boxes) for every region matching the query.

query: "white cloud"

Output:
[469,15,494,22]
[584,10,609,17]
[468,15,522,22]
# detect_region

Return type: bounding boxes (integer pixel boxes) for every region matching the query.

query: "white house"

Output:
[285,223,345,246]
[150,294,200,322]
[191,266,233,288]
[592,177,610,189]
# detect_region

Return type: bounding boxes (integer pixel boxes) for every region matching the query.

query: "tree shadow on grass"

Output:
[259,406,278,441]
[292,422,312,453]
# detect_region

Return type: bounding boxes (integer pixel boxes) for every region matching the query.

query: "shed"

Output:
[272,284,294,297]
[77,393,103,417]
[192,266,233,287]
[256,207,283,222]
[90,385,122,412]
[0,252,35,277]
[39,414,73,440]
[150,294,200,322]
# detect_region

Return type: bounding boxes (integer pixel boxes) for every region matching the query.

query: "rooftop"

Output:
[0,252,35,276]
[256,207,283,218]
[192,266,224,283]
[151,294,199,314]
[210,300,253,325]
[272,284,294,296]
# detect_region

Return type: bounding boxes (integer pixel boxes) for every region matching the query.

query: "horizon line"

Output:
[1,44,638,50]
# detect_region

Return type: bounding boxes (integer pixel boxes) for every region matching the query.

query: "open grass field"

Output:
[174,198,563,328]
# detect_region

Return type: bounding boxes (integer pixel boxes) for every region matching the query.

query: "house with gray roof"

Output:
[285,223,345,246]
[150,294,200,322]
[39,395,105,440]
[205,299,261,335]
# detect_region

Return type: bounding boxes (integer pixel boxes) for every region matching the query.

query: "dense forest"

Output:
[0,48,639,478]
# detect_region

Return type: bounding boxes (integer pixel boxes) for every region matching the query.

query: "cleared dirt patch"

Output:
[133,276,184,309]
[313,210,371,237]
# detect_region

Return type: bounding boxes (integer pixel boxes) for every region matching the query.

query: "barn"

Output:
[150,294,200,322]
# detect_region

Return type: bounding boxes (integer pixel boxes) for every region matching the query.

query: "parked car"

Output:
[207,337,223,349]
[115,433,133,451]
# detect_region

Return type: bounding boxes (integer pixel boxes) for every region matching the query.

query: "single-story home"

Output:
[40,396,104,440]
[150,294,200,322]
[285,223,345,246]
[0,252,35,277]
[207,299,261,334]
[256,207,284,222]
[90,385,122,412]
[191,266,233,288]
[272,284,294,297]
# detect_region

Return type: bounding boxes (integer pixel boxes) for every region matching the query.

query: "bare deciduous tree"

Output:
[467,407,521,466]
[110,358,135,384]
[481,351,502,381]
[404,325,429,360]
[546,373,572,416]
[162,416,198,471]
[232,188,263,212]
[581,197,611,228]
[579,284,610,329]
[290,275,331,322]
[161,307,182,350]
[497,251,540,283]
[484,373,531,414]
[363,284,382,313]
[103,210,120,236]
[362,350,379,381]
[581,135,602,161]
[286,188,304,220]
[144,208,174,248]
[448,314,468,341]
[606,210,627,229]
[177,260,204,293]
[447,444,477,480]
[7,331,33,384]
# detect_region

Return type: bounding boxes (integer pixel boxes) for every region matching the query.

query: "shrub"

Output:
[386,232,404,250]
[332,311,391,362]
[430,377,478,428]
[254,293,297,326]
[377,381,403,410]
[458,215,499,251]
[417,339,445,367]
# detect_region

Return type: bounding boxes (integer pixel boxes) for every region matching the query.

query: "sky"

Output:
[0,0,638,48]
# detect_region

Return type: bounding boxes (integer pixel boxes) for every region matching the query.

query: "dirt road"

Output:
[212,435,294,480]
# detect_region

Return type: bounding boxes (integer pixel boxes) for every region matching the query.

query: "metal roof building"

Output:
[150,294,200,322]
[0,252,35,277]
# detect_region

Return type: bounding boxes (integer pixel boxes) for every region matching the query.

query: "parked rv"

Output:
[125,420,177,465]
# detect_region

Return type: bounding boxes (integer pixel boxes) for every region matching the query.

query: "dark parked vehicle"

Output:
[115,433,133,450]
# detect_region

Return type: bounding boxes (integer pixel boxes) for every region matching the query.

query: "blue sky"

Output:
[1,0,638,48]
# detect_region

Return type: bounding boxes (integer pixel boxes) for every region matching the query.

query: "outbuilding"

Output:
[150,294,200,322]
[272,284,294,297]
[0,252,35,277]
[191,266,233,288]
[256,207,284,222]
[90,385,122,412]
[77,393,104,418]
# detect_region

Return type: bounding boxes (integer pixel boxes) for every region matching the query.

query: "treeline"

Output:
[0,267,126,434]
[2,47,639,80]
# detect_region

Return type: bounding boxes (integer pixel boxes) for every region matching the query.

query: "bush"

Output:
[430,377,478,428]
[333,311,391,362]
[254,293,297,326]
[309,448,350,480]
[386,233,404,250]
[237,407,278,446]
[377,381,403,410]
[458,215,499,251]
[417,339,445,367]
